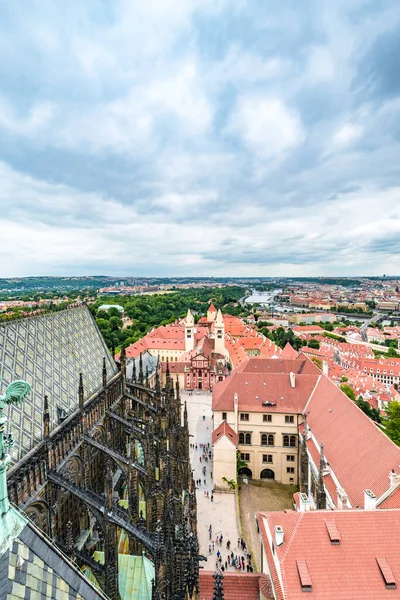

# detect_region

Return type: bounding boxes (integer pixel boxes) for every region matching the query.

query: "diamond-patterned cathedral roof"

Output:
[0,306,118,462]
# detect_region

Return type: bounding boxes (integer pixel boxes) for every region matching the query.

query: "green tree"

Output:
[108,307,123,317]
[384,401,400,446]
[109,316,123,331]
[387,346,399,358]
[355,397,381,423]
[340,384,356,402]
[237,451,248,474]
[307,339,320,349]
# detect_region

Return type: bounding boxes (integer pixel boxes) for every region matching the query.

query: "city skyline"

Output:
[1,1,400,277]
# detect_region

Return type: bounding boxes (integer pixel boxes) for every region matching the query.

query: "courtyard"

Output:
[183,389,296,574]
[239,479,296,571]
[184,390,241,572]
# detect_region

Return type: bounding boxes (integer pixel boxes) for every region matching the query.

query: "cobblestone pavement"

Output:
[183,391,254,574]
[239,478,296,571]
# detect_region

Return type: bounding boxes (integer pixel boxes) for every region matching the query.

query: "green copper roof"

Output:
[92,553,154,600]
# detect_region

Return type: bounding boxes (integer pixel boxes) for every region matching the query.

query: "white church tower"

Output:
[185,308,195,352]
[214,309,225,355]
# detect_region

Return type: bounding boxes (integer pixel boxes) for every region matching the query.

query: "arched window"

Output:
[261,434,267,446]
[290,435,296,447]
[283,435,289,447]
[268,434,274,446]
[245,433,252,445]
[239,432,245,444]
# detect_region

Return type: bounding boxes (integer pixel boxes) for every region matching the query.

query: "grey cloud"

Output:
[355,26,400,101]
[0,1,400,275]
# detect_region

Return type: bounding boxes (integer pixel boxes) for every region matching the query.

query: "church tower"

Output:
[214,309,225,355]
[185,308,195,352]
[207,303,217,322]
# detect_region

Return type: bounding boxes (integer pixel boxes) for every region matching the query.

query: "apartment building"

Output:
[212,357,320,488]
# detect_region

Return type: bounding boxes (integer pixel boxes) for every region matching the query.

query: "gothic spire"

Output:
[139,351,144,383]
[105,459,114,511]
[78,373,84,409]
[316,441,327,509]
[102,356,107,388]
[132,357,137,382]
[66,520,75,561]
[213,570,224,600]
[155,360,161,396]
[120,344,127,384]
[43,394,50,439]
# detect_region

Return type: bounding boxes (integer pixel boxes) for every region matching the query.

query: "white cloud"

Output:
[226,97,304,161]
[333,123,363,146]
[0,96,54,135]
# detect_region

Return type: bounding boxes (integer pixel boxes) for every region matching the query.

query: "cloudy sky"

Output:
[1,0,400,277]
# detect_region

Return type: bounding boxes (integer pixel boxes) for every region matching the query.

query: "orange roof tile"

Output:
[258,509,400,600]
[199,571,261,600]
[306,375,400,507]
[212,421,238,446]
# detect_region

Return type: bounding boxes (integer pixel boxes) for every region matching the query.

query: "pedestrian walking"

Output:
[211,494,213,502]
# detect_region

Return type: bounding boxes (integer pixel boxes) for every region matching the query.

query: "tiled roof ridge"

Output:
[0,304,89,329]
[303,374,322,414]
[280,511,304,563]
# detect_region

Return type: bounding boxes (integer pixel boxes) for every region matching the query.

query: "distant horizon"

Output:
[0,274,396,281]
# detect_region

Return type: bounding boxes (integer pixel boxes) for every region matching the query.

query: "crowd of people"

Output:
[208,526,254,573]
[191,407,254,575]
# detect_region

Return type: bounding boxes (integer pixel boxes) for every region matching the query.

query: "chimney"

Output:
[299,492,311,512]
[336,488,348,510]
[322,361,329,377]
[389,469,400,488]
[289,372,296,388]
[364,489,377,510]
[275,525,284,546]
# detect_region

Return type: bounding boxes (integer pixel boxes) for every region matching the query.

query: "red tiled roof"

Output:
[306,375,400,507]
[293,325,324,332]
[212,421,238,446]
[379,485,400,509]
[258,509,400,599]
[208,303,217,313]
[281,342,299,359]
[199,571,261,600]
[161,361,188,373]
[237,357,320,375]
[212,371,319,413]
